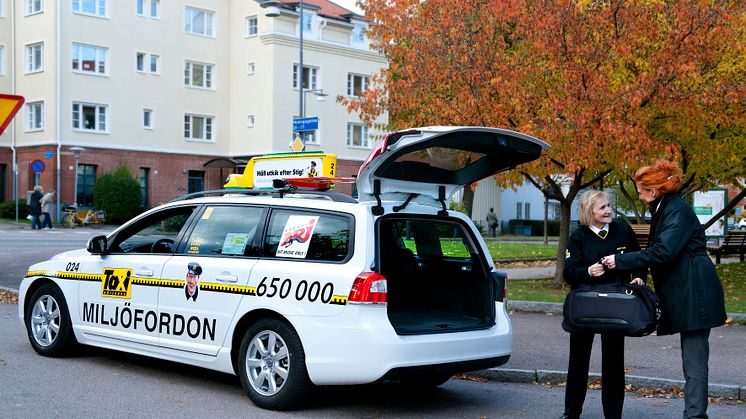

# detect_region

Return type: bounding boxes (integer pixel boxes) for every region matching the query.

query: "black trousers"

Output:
[564,332,625,419]
[680,328,710,418]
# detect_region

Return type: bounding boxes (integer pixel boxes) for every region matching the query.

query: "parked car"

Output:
[738,218,746,230]
[18,126,549,410]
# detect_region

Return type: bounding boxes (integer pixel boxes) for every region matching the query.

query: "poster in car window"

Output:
[276,215,319,258]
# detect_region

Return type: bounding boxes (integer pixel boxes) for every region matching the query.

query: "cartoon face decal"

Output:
[185,262,202,301]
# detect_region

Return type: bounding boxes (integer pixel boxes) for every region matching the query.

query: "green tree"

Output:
[93,166,142,224]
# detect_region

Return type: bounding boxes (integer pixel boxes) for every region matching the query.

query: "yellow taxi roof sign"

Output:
[0,94,25,136]
[225,151,338,190]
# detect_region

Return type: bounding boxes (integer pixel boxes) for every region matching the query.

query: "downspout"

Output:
[55,0,62,222]
[11,0,17,223]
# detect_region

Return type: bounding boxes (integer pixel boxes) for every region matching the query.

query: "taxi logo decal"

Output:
[101,268,133,299]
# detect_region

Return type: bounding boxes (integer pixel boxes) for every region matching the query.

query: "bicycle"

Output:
[62,206,106,229]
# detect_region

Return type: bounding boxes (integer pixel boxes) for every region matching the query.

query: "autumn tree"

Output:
[347,0,746,284]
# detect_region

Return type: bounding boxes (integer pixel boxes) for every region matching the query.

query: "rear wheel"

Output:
[26,284,77,357]
[62,213,75,228]
[89,218,104,229]
[238,319,312,410]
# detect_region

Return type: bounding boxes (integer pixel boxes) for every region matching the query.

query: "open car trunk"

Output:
[378,216,495,335]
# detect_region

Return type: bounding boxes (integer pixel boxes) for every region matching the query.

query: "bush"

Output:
[507,219,561,236]
[93,166,143,224]
[0,199,29,219]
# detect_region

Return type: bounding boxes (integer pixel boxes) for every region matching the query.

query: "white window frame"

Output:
[72,43,107,75]
[347,73,369,97]
[149,54,159,74]
[247,62,255,75]
[0,0,5,17]
[352,24,366,43]
[26,0,43,15]
[136,0,144,16]
[184,6,214,37]
[150,0,159,18]
[293,64,318,90]
[136,52,145,72]
[26,101,44,132]
[143,109,153,129]
[184,61,214,89]
[26,42,44,74]
[72,0,107,18]
[72,102,108,133]
[184,114,213,142]
[247,115,255,128]
[246,16,258,37]
[347,123,369,148]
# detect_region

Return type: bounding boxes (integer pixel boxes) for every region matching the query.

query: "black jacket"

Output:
[29,191,43,215]
[615,194,726,335]
[564,220,646,288]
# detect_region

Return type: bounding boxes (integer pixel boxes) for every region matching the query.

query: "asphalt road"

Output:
[2,304,743,418]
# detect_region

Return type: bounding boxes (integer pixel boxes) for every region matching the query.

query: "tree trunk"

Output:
[462,185,475,218]
[553,197,573,286]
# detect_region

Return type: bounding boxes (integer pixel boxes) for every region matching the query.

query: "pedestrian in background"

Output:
[486,207,498,237]
[41,189,55,230]
[602,160,726,419]
[562,190,646,419]
[29,185,44,230]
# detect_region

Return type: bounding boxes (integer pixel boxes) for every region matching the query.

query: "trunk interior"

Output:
[379,216,495,335]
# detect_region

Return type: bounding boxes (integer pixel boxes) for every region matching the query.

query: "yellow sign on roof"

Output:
[0,94,25,136]
[225,152,337,189]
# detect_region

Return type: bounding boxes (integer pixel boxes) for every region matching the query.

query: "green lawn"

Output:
[507,261,746,314]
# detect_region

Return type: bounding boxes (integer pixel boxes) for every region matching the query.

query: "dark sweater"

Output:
[563,220,647,288]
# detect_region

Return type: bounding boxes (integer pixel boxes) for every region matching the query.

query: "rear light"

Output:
[357,136,389,178]
[348,272,387,304]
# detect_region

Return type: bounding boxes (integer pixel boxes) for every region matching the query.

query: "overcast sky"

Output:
[332,0,364,15]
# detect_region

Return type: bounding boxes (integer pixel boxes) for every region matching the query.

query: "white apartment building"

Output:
[0,0,387,216]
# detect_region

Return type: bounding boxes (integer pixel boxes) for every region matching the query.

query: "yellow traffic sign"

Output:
[0,94,25,136]
[290,136,305,152]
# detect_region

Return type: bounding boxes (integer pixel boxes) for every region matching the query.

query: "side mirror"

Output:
[87,235,108,255]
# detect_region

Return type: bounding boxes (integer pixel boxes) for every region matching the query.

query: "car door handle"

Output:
[216,275,238,283]
[135,269,154,277]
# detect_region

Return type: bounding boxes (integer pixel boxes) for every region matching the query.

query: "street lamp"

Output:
[69,146,85,206]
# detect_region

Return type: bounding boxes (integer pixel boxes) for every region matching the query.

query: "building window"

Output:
[184,61,213,89]
[246,16,257,36]
[143,109,152,129]
[0,46,4,75]
[185,7,214,37]
[0,0,4,17]
[136,0,144,15]
[150,0,159,18]
[72,102,107,132]
[72,0,106,17]
[524,202,530,220]
[150,54,159,74]
[293,64,317,90]
[26,42,44,73]
[301,13,312,33]
[351,24,366,43]
[347,73,369,97]
[139,168,149,207]
[247,115,255,128]
[347,123,369,148]
[187,171,205,194]
[136,52,145,72]
[26,0,43,15]
[184,114,213,141]
[72,43,107,74]
[247,62,255,75]
[26,101,44,132]
[76,164,96,206]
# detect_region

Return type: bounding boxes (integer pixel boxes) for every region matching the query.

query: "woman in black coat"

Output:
[562,190,646,419]
[29,185,44,230]
[602,161,727,419]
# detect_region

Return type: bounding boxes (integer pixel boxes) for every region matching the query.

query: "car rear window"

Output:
[263,209,352,262]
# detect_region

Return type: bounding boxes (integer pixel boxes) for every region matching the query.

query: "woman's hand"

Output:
[630,277,644,286]
[601,255,616,269]
[587,262,605,277]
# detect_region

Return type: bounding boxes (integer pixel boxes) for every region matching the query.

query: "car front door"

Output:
[158,205,265,355]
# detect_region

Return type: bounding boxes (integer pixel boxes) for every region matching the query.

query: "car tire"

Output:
[26,284,77,357]
[238,318,312,410]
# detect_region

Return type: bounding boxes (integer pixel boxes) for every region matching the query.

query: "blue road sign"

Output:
[31,159,45,173]
[44,150,54,159]
[293,117,319,132]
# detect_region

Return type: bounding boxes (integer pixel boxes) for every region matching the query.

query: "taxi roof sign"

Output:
[225,151,339,190]
[0,94,25,136]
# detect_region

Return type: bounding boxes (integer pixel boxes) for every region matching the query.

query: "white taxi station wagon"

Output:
[19,126,549,410]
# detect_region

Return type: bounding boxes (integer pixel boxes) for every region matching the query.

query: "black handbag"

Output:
[562,281,661,337]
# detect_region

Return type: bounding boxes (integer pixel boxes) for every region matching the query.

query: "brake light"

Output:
[357,136,389,178]
[348,272,387,304]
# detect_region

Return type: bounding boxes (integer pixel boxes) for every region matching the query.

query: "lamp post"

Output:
[69,146,85,206]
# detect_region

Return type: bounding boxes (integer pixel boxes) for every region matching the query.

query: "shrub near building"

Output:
[93,166,143,224]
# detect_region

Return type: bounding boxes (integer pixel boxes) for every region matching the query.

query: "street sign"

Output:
[44,150,54,159]
[31,159,46,173]
[293,116,319,132]
[0,94,25,136]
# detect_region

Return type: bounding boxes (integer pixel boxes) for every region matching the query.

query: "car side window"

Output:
[184,206,263,256]
[263,209,352,262]
[109,207,196,254]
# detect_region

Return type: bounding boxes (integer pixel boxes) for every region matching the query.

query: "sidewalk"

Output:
[480,265,746,401]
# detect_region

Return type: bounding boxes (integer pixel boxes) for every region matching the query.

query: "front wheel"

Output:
[238,319,312,410]
[26,284,77,357]
[62,213,75,228]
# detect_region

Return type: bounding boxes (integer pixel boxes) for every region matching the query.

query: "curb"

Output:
[470,368,746,400]
[507,300,746,321]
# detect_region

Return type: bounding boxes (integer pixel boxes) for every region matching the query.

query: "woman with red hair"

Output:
[602,160,726,419]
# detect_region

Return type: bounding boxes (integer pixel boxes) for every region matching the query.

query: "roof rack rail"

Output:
[170,188,357,203]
